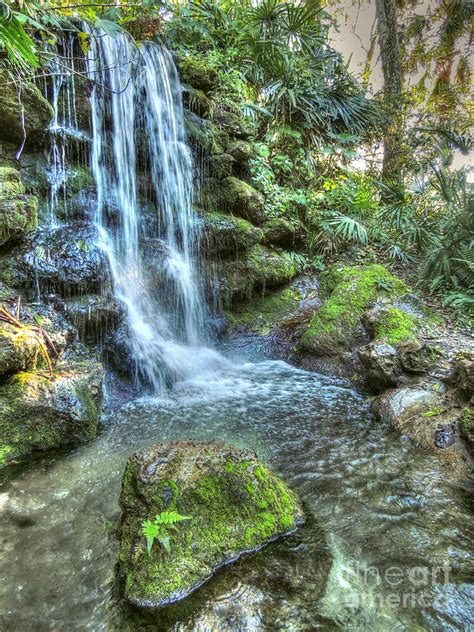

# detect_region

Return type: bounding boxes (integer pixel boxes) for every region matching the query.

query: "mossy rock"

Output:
[0,71,53,148]
[227,284,304,335]
[214,245,300,303]
[227,140,253,164]
[300,264,408,356]
[208,153,235,180]
[118,440,304,607]
[199,211,262,256]
[0,167,38,246]
[0,360,103,466]
[177,56,218,93]
[184,111,226,153]
[219,177,266,225]
[0,323,40,376]
[214,110,254,139]
[261,217,297,248]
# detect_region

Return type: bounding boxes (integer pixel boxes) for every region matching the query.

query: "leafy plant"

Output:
[141,510,192,556]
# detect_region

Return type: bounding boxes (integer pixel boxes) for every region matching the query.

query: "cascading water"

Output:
[85,29,225,390]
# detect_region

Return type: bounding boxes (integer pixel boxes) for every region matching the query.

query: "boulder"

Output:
[118,440,303,607]
[299,264,408,356]
[227,140,253,164]
[373,385,469,470]
[0,71,53,148]
[199,211,262,256]
[0,359,103,465]
[215,110,254,139]
[208,153,235,179]
[261,217,297,248]
[1,222,109,295]
[453,358,474,402]
[0,167,38,246]
[57,292,120,343]
[0,323,40,376]
[220,177,266,224]
[358,342,402,390]
[177,56,218,93]
[212,245,300,303]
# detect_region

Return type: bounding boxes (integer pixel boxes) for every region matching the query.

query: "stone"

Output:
[227,140,253,164]
[220,177,266,225]
[0,360,103,465]
[199,211,262,256]
[118,440,303,607]
[177,56,218,93]
[208,153,235,179]
[212,245,300,303]
[261,217,297,248]
[357,342,402,390]
[0,167,37,246]
[57,292,120,343]
[0,323,40,376]
[299,264,408,356]
[453,358,474,402]
[0,71,53,148]
[215,110,254,138]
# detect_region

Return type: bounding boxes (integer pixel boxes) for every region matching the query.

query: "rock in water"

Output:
[118,440,304,607]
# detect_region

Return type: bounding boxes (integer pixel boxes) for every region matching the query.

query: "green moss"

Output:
[300,264,408,355]
[226,284,302,334]
[201,210,262,255]
[375,307,418,345]
[119,446,303,606]
[220,176,266,224]
[0,444,12,465]
[177,55,218,92]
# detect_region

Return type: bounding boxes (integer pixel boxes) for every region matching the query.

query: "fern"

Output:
[141,511,192,556]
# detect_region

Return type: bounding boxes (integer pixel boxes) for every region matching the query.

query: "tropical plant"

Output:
[141,510,192,556]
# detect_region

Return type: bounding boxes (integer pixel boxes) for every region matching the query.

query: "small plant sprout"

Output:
[142,511,192,556]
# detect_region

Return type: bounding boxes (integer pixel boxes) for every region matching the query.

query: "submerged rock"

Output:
[118,440,304,608]
[0,360,103,465]
[0,167,38,246]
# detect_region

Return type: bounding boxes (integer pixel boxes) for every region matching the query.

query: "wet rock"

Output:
[215,110,254,139]
[219,177,266,224]
[183,86,210,117]
[453,358,474,402]
[434,425,456,449]
[0,359,103,465]
[199,211,262,256]
[0,167,38,246]
[103,321,134,378]
[357,342,402,390]
[57,292,121,343]
[398,339,442,374]
[208,153,235,179]
[212,245,300,303]
[1,222,109,296]
[0,71,53,149]
[118,439,303,607]
[459,407,474,454]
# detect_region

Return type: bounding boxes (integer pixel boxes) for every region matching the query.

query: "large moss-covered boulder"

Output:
[0,323,40,376]
[0,167,38,246]
[119,440,303,607]
[220,177,266,224]
[177,56,218,93]
[0,360,103,466]
[200,211,262,256]
[261,217,298,248]
[299,265,409,356]
[0,72,53,148]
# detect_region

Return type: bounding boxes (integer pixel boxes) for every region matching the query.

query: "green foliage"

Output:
[142,511,192,556]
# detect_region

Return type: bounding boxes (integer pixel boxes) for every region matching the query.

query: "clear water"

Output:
[85,30,224,391]
[0,348,472,631]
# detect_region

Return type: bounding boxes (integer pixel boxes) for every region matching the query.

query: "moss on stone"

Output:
[300,264,408,355]
[227,284,302,334]
[200,210,262,256]
[0,444,12,466]
[0,362,103,464]
[220,176,266,224]
[0,167,38,246]
[374,307,418,346]
[177,56,219,93]
[119,440,303,607]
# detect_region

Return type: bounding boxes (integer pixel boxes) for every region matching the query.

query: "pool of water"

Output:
[0,346,472,631]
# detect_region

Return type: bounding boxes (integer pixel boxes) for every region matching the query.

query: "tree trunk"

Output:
[375,0,404,184]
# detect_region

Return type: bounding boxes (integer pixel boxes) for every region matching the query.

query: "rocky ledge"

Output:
[118,440,304,607]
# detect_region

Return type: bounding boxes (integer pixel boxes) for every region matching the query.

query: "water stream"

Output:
[0,347,472,630]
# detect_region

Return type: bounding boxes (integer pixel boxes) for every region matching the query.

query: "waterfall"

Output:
[84,29,224,390]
